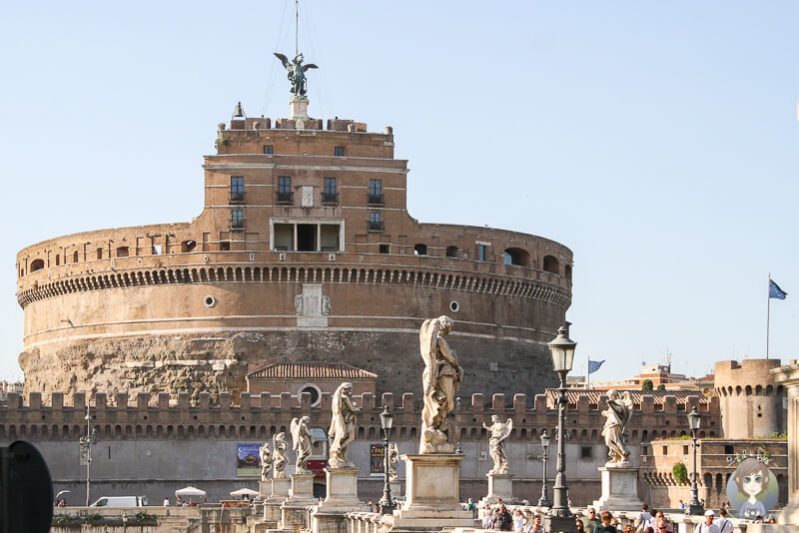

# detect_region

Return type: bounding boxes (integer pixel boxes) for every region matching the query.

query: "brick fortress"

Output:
[15,101,572,401]
[4,92,790,509]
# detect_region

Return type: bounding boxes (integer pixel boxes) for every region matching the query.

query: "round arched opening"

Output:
[299,384,321,407]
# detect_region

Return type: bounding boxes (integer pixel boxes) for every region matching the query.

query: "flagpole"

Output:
[766,273,771,359]
[586,357,590,390]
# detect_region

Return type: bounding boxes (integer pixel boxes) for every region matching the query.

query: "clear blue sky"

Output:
[0,2,796,382]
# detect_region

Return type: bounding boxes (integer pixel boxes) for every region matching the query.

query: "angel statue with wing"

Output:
[290,416,312,473]
[601,390,634,466]
[259,442,274,481]
[483,415,513,474]
[328,382,360,468]
[274,53,318,97]
[419,315,464,454]
[272,432,289,479]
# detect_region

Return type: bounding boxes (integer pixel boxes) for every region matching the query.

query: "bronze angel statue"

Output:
[274,53,318,97]
[601,389,634,466]
[290,416,312,473]
[419,315,463,454]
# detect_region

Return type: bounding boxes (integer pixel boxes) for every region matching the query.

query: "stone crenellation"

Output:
[0,390,719,444]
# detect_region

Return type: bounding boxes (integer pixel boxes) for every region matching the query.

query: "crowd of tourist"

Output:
[468,499,756,533]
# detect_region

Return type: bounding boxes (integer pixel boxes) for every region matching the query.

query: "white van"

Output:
[89,496,148,507]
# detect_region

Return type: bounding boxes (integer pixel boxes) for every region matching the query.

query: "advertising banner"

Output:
[236,443,262,477]
[370,443,385,476]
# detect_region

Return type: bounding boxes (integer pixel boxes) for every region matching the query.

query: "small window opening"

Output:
[414,243,427,256]
[543,255,560,274]
[477,244,489,262]
[446,246,458,258]
[181,240,197,253]
[97,248,104,260]
[30,259,44,272]
[116,246,129,258]
[379,244,390,254]
[72,251,79,263]
[333,146,345,157]
[219,241,230,251]
[263,145,274,155]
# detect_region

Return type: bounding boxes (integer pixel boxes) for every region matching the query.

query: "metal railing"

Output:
[276,191,294,205]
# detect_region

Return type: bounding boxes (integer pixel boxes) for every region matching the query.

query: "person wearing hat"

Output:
[695,510,720,533]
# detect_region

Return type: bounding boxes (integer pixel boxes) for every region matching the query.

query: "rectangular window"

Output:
[477,244,489,262]
[724,445,734,455]
[277,176,293,204]
[379,243,390,254]
[263,145,274,155]
[96,248,103,260]
[230,176,244,203]
[661,446,668,455]
[323,177,338,204]
[231,208,244,229]
[580,446,593,459]
[368,211,383,231]
[682,445,689,455]
[334,146,345,157]
[368,179,383,204]
[219,241,230,251]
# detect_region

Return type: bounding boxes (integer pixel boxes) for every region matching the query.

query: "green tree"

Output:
[641,379,654,391]
[657,384,666,391]
[672,462,688,484]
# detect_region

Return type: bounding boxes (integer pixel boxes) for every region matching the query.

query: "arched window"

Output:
[73,251,79,263]
[414,243,427,256]
[299,384,321,407]
[181,240,197,253]
[543,255,559,274]
[30,259,45,272]
[503,248,530,266]
[445,246,458,258]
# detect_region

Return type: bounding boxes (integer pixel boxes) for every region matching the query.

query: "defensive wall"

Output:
[15,109,573,401]
[0,389,717,504]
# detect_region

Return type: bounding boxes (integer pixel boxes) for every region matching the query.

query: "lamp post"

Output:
[79,404,98,507]
[548,323,576,518]
[687,406,704,515]
[537,429,552,507]
[378,406,395,515]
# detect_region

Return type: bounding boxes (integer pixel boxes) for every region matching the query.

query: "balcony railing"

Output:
[230,219,245,231]
[276,191,294,205]
[367,193,384,206]
[229,191,245,204]
[321,192,339,205]
[368,220,384,232]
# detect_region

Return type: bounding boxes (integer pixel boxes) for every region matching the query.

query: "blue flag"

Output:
[588,359,605,375]
[769,279,788,300]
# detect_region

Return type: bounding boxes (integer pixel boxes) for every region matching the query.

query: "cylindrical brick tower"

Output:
[714,359,786,438]
[15,103,573,403]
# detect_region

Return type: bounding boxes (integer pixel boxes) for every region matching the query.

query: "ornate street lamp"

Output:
[548,323,576,518]
[79,405,98,507]
[538,429,552,507]
[687,406,704,515]
[378,406,395,515]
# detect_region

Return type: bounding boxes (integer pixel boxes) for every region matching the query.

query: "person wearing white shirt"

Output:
[695,510,720,533]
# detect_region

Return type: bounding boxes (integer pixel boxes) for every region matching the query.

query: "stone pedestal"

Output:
[390,480,402,500]
[311,468,368,533]
[592,466,643,511]
[289,97,309,120]
[383,454,474,530]
[480,472,516,504]
[263,477,292,523]
[280,472,316,530]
